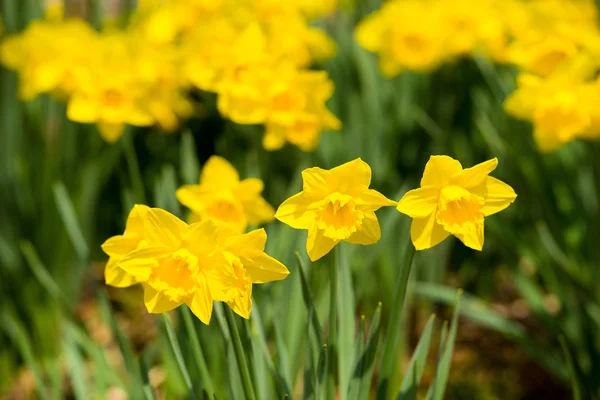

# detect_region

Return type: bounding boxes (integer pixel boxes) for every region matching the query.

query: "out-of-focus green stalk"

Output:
[376,240,416,400]
[224,306,257,400]
[162,313,199,400]
[326,246,339,399]
[123,131,147,204]
[89,0,102,30]
[181,306,216,397]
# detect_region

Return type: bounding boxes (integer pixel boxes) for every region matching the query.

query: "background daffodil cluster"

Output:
[0,0,340,148]
[355,0,600,152]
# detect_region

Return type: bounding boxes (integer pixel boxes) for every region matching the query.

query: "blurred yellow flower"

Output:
[217,64,341,151]
[176,156,275,233]
[355,0,448,77]
[101,205,149,288]
[355,0,511,76]
[505,59,600,152]
[275,158,396,261]
[0,19,99,100]
[111,207,287,323]
[397,156,516,251]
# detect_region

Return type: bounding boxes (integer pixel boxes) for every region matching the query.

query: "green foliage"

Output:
[2,1,600,399]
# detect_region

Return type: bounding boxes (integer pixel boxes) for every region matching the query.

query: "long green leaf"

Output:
[428,291,462,400]
[52,181,89,261]
[397,314,436,400]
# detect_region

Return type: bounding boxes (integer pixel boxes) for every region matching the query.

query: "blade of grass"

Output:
[62,325,89,400]
[316,344,328,400]
[326,246,340,399]
[181,306,216,397]
[296,251,324,344]
[52,181,89,262]
[337,245,355,400]
[1,308,51,400]
[224,306,257,400]
[250,304,290,396]
[347,315,366,400]
[20,240,69,306]
[358,303,382,400]
[377,242,416,400]
[162,313,199,400]
[397,314,436,399]
[428,291,462,400]
[180,130,201,185]
[123,130,147,205]
[559,335,583,400]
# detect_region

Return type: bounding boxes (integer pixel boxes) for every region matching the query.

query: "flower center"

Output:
[148,248,202,303]
[316,193,364,240]
[205,198,244,223]
[436,186,484,235]
[102,89,126,107]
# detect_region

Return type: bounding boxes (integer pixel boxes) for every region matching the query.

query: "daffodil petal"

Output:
[307,226,338,261]
[396,187,439,218]
[125,204,149,235]
[200,155,240,187]
[186,276,213,325]
[145,208,186,248]
[227,287,252,320]
[117,246,170,281]
[275,192,320,229]
[175,185,204,212]
[455,222,484,251]
[355,189,397,210]
[101,235,140,258]
[67,95,99,123]
[244,253,290,283]
[330,158,371,193]
[410,211,451,250]
[225,229,267,253]
[143,285,180,313]
[472,176,517,216]
[452,158,498,189]
[105,258,137,288]
[183,220,219,254]
[302,167,331,199]
[347,212,381,245]
[421,156,463,188]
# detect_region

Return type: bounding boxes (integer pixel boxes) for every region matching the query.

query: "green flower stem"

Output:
[161,313,199,400]
[224,306,257,400]
[377,241,416,400]
[327,246,339,399]
[181,307,216,397]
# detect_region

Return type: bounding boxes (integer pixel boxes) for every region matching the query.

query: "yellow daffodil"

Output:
[397,156,516,251]
[355,0,449,77]
[112,207,288,323]
[176,156,275,234]
[275,158,396,261]
[217,64,341,151]
[504,59,600,152]
[101,204,149,288]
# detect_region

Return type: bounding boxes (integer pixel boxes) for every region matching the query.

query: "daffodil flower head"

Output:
[397,156,517,251]
[114,208,235,323]
[275,158,396,261]
[101,204,150,288]
[176,155,275,233]
[111,207,288,323]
